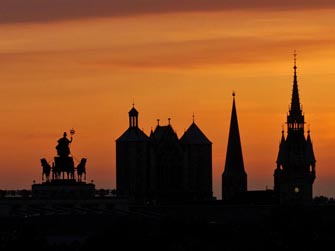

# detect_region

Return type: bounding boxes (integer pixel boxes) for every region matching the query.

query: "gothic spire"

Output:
[287,51,304,132]
[224,92,245,173]
[274,54,316,204]
[222,92,247,201]
[290,51,302,116]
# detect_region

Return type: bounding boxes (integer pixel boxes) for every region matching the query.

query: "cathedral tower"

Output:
[150,120,184,201]
[116,105,150,200]
[274,54,316,204]
[180,117,212,200]
[222,93,247,201]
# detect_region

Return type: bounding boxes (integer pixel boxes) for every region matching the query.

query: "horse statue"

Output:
[77,158,87,182]
[40,158,51,182]
[53,156,75,180]
[52,161,59,180]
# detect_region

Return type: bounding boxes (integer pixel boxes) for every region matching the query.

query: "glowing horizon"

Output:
[0,3,335,199]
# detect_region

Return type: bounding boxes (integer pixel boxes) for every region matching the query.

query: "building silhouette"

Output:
[150,120,185,200]
[116,105,150,200]
[116,106,212,202]
[180,118,212,200]
[274,56,316,203]
[222,93,247,201]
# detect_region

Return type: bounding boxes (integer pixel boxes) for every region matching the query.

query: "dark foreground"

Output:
[1,199,335,250]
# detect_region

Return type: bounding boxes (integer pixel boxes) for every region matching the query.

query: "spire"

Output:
[287,51,304,132]
[290,50,301,116]
[222,92,247,201]
[274,54,316,204]
[224,92,245,173]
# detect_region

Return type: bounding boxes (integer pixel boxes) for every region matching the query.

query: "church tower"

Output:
[116,105,150,200]
[180,116,212,200]
[222,93,247,201]
[150,119,184,201]
[274,54,316,204]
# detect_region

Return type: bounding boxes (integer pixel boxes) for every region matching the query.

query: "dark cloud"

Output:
[0,0,335,24]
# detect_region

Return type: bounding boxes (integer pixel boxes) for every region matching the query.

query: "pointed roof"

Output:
[305,130,316,164]
[116,127,149,142]
[180,122,211,144]
[276,130,287,165]
[129,105,138,116]
[290,53,302,116]
[224,93,245,173]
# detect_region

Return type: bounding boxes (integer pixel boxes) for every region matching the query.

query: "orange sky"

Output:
[0,4,335,199]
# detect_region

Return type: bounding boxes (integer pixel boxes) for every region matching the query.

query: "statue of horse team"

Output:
[41,157,87,182]
[40,131,87,183]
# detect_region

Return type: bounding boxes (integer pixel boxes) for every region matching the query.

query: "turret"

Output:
[129,104,139,128]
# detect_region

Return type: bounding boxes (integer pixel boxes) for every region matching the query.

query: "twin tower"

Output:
[116,59,316,204]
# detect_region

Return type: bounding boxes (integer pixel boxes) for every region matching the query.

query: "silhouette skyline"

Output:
[0,67,332,200]
[0,92,331,250]
[1,3,335,248]
[23,56,318,204]
[0,4,335,200]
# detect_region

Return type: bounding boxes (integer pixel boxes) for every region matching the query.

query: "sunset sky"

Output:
[0,0,335,199]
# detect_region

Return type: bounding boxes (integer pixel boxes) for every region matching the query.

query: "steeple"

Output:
[224,92,245,173]
[287,51,304,132]
[222,92,247,201]
[291,51,300,113]
[274,54,316,204]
